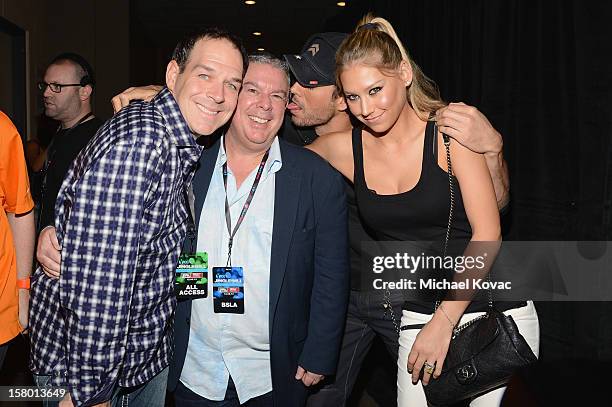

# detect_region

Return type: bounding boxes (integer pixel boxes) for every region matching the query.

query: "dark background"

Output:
[334,3,612,402]
[130,0,612,402]
[334,0,612,370]
[1,0,611,405]
[130,0,612,242]
[340,3,612,403]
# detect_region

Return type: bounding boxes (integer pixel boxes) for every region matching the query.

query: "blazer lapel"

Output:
[193,141,220,229]
[269,142,300,335]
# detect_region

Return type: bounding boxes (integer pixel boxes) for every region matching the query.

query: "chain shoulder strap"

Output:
[441,124,455,260]
[384,121,451,335]
[435,123,493,334]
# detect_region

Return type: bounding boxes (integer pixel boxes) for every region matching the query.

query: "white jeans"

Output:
[397,301,539,407]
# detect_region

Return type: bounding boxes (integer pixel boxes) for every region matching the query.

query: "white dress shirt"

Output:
[180,136,282,403]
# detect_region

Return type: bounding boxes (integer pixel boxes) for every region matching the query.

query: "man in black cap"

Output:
[283,32,396,407]
[281,33,354,145]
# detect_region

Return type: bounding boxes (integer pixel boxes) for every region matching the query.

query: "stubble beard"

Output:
[290,104,335,129]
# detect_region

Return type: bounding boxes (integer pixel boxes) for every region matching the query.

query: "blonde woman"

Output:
[307,14,539,406]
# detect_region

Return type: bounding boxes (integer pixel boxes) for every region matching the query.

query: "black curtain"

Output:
[326,0,612,241]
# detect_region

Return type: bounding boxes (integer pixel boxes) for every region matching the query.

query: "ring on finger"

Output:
[423,362,435,375]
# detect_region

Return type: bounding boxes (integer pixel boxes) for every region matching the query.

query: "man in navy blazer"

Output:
[168,53,349,406]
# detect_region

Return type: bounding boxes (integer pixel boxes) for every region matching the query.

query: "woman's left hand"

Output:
[406,313,454,385]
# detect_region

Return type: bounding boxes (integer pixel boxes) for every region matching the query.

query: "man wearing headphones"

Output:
[35,53,103,251]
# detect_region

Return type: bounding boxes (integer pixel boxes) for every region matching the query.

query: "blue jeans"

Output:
[111,367,168,407]
[33,374,60,407]
[174,377,273,407]
[34,367,168,407]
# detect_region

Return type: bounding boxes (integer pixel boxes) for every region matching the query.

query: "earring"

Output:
[405,80,412,86]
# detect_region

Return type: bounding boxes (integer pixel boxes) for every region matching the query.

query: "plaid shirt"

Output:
[29,88,202,406]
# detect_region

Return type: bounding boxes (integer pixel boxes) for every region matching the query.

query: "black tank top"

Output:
[352,121,471,243]
[352,122,521,313]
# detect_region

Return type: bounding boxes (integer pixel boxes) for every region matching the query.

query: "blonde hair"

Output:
[336,13,446,120]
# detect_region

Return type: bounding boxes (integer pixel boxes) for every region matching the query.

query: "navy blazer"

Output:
[168,138,350,406]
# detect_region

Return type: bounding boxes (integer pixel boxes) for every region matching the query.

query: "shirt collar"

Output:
[217,135,283,175]
[152,87,203,169]
[266,137,283,174]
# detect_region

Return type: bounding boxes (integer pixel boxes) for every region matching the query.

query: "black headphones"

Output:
[50,52,95,88]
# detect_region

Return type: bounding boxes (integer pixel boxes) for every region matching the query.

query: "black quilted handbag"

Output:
[423,305,537,406]
[422,125,537,405]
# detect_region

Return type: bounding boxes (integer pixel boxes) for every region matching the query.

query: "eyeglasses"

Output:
[37,81,82,93]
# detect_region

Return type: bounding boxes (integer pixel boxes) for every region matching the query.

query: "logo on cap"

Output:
[308,43,320,56]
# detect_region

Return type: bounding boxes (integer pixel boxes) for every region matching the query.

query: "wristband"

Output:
[16,277,30,290]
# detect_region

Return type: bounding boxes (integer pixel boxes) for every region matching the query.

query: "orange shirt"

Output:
[0,111,34,344]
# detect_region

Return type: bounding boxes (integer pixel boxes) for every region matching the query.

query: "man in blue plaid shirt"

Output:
[29,28,247,407]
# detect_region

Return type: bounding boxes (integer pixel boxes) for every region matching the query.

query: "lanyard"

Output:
[222,150,270,266]
[183,185,196,253]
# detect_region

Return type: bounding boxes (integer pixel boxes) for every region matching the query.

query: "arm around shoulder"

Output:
[435,103,509,210]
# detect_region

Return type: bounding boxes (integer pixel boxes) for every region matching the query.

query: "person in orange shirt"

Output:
[0,110,35,368]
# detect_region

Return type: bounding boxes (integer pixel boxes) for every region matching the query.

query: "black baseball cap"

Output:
[283,32,347,87]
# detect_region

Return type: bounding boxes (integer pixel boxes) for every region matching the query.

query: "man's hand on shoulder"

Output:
[435,102,503,155]
[295,366,325,387]
[436,102,510,209]
[111,85,163,113]
[37,226,61,278]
